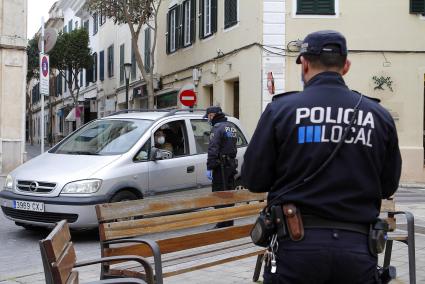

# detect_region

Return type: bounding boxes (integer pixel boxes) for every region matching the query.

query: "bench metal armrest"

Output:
[75,255,154,284]
[102,238,163,284]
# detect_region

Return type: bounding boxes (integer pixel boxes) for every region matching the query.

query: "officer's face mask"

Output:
[156,136,165,145]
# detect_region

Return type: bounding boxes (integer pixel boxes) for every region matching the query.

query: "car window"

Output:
[134,139,151,162]
[191,120,212,154]
[153,120,189,159]
[190,119,248,154]
[51,119,152,155]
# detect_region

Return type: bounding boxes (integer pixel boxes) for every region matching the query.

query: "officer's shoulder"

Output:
[272,91,300,102]
[351,90,381,103]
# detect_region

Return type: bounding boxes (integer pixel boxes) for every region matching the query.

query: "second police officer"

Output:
[242,30,402,283]
[205,106,238,228]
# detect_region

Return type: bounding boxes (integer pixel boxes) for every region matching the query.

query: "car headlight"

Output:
[3,175,13,191]
[61,179,102,194]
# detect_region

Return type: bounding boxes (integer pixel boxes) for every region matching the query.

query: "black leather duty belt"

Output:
[302,215,370,235]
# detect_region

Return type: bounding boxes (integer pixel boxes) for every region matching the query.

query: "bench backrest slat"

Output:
[42,220,72,263]
[96,191,266,222]
[52,243,77,284]
[104,224,254,258]
[40,220,77,284]
[102,202,263,240]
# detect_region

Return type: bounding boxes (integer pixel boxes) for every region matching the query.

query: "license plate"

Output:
[13,200,45,212]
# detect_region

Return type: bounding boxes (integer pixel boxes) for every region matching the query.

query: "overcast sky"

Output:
[27,0,58,39]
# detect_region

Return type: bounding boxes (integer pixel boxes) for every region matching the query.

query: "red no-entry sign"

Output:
[179,89,197,107]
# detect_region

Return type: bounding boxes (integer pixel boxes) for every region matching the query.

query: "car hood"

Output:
[10,152,121,182]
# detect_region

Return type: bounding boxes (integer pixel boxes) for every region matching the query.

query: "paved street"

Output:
[0,184,424,283]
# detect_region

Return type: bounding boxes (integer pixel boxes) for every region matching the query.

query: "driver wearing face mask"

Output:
[154,130,174,154]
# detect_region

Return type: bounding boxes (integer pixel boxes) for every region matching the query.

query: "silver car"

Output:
[0,110,249,229]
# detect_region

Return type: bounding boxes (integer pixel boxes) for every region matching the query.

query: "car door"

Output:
[189,119,249,187]
[148,119,197,193]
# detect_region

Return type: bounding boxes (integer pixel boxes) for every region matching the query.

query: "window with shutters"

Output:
[183,0,191,46]
[99,51,105,81]
[83,20,89,32]
[169,8,177,53]
[204,0,212,36]
[199,0,217,39]
[93,13,98,35]
[93,53,98,82]
[224,0,238,29]
[107,45,114,78]
[120,44,125,84]
[296,0,335,15]
[69,20,73,31]
[56,76,62,96]
[144,28,151,72]
[131,46,136,80]
[100,9,107,25]
[410,0,425,14]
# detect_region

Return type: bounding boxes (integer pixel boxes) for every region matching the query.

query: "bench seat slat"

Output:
[105,224,253,258]
[109,243,264,279]
[97,191,266,222]
[102,203,263,240]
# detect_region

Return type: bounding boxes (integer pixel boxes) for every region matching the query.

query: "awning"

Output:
[83,88,97,100]
[65,108,76,122]
[65,107,82,122]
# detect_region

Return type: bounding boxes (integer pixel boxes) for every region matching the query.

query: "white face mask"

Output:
[156,136,165,145]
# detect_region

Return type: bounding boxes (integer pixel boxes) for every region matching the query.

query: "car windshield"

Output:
[51,119,152,155]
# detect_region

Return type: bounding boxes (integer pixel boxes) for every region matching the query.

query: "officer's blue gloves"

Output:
[205,170,213,181]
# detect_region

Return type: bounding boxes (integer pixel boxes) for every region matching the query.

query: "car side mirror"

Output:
[150,147,163,161]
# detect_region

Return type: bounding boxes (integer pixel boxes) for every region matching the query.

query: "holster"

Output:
[283,204,304,241]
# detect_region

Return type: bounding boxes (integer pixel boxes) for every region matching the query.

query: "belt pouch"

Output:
[283,204,304,241]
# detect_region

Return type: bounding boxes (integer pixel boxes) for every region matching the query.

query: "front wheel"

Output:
[109,190,139,203]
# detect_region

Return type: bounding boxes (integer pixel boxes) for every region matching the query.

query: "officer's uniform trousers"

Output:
[263,228,378,284]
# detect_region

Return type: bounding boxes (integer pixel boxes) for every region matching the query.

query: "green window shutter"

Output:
[211,0,217,33]
[225,0,238,29]
[99,51,105,81]
[120,44,125,84]
[144,28,151,72]
[190,0,196,43]
[199,0,204,39]
[131,45,136,80]
[410,0,425,13]
[297,0,335,15]
[166,10,171,54]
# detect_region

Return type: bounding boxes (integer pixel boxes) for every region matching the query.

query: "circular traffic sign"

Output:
[41,56,49,77]
[179,89,197,107]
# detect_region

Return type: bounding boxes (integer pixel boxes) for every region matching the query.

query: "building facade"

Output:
[284,0,425,182]
[0,0,27,187]
[156,0,286,136]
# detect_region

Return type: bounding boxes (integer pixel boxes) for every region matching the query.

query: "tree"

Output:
[49,28,93,110]
[26,36,41,145]
[88,0,162,109]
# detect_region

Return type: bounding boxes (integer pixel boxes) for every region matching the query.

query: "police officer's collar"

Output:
[304,71,347,89]
[211,113,227,126]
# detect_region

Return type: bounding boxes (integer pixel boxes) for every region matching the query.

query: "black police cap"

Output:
[203,106,223,118]
[296,30,348,64]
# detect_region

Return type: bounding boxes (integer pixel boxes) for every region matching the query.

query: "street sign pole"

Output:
[40,17,45,153]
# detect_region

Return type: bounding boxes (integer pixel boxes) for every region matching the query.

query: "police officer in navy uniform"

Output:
[205,106,238,228]
[242,30,401,283]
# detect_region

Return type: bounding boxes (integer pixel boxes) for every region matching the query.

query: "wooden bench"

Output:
[40,220,154,284]
[380,198,416,284]
[95,190,267,284]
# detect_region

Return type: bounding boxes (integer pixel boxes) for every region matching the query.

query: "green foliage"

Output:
[88,0,155,25]
[49,28,93,79]
[27,36,40,82]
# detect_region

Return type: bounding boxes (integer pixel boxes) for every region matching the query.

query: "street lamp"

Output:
[124,62,132,109]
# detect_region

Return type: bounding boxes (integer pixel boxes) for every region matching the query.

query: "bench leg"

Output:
[405,211,416,284]
[252,254,263,282]
[383,240,393,268]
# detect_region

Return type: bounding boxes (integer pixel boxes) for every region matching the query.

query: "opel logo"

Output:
[29,182,39,192]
